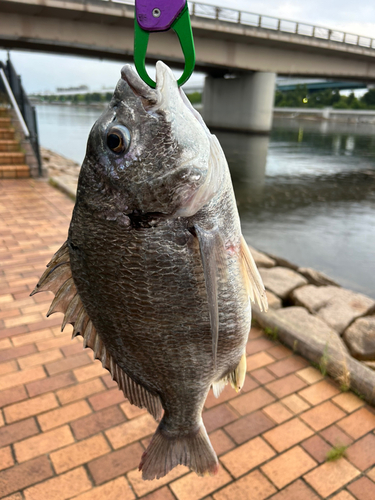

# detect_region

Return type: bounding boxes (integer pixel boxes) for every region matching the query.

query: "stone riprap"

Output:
[251,247,375,406]
[41,147,80,199]
[292,286,375,334]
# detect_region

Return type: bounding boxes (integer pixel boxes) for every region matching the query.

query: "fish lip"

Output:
[120,62,208,135]
[120,65,159,103]
[120,61,170,94]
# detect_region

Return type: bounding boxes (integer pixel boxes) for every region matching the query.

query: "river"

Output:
[35,104,375,299]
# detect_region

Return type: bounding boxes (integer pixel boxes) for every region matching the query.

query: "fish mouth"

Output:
[120,63,166,106]
[120,61,173,98]
[120,62,209,135]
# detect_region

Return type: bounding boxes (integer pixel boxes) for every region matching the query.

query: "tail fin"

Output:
[139,420,219,480]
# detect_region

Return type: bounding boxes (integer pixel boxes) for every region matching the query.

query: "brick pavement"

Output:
[1,179,375,500]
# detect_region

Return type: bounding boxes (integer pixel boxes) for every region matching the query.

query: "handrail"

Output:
[185,1,374,50]
[97,0,375,51]
[0,59,42,176]
[0,68,29,137]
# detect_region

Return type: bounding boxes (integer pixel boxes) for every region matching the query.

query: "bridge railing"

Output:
[186,2,374,49]
[107,0,374,49]
[102,0,374,49]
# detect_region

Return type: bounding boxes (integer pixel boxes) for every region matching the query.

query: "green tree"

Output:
[91,92,102,102]
[186,92,202,104]
[361,88,375,107]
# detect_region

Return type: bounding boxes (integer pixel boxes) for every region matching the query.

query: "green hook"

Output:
[134,4,196,88]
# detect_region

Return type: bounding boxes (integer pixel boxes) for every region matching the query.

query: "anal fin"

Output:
[212,351,247,397]
[229,351,247,392]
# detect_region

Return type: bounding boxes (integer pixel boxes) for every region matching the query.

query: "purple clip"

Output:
[136,0,186,32]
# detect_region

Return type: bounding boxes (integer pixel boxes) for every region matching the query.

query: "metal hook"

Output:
[134,2,196,88]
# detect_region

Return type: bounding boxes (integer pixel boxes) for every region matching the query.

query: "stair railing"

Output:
[0,59,42,176]
[0,67,29,136]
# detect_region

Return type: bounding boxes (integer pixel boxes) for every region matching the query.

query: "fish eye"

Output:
[106,125,131,154]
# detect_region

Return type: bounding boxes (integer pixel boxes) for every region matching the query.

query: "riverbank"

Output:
[35,99,375,124]
[274,107,375,124]
[41,147,81,199]
[43,147,375,407]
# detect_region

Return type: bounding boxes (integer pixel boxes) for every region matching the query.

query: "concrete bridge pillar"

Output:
[202,72,276,133]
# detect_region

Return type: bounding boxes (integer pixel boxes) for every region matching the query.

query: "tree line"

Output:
[33,87,375,110]
[33,93,114,104]
[275,85,375,109]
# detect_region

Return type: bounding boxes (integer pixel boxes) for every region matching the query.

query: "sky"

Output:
[1,0,374,94]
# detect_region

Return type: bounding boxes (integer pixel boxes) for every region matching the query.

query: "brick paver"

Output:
[1,179,375,499]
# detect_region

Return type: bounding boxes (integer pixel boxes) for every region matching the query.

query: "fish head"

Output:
[80,61,224,218]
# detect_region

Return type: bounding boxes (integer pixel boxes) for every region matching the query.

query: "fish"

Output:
[32,61,268,480]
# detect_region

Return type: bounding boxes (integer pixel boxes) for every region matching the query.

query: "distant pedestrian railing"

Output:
[103,0,375,51]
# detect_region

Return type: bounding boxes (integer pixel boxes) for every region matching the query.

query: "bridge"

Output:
[1,0,375,132]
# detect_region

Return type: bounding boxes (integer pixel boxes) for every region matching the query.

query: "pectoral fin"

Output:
[240,236,268,312]
[194,224,226,367]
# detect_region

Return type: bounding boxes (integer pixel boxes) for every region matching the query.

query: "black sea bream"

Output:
[33,61,268,480]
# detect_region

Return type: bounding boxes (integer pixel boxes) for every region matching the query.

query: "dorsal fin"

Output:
[32,241,163,421]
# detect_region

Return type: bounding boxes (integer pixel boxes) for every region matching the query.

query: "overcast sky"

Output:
[0,0,374,93]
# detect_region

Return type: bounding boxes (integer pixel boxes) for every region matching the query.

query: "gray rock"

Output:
[276,306,347,353]
[266,254,299,271]
[248,246,276,268]
[292,285,338,311]
[292,285,375,334]
[298,267,340,287]
[259,267,308,300]
[344,316,375,361]
[253,305,375,407]
[266,290,282,310]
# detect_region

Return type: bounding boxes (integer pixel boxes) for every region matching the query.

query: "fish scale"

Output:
[33,61,267,480]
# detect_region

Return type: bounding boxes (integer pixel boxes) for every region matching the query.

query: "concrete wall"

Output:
[203,72,276,133]
[274,107,375,124]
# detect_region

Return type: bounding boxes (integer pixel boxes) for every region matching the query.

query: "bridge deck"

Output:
[1,0,375,80]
